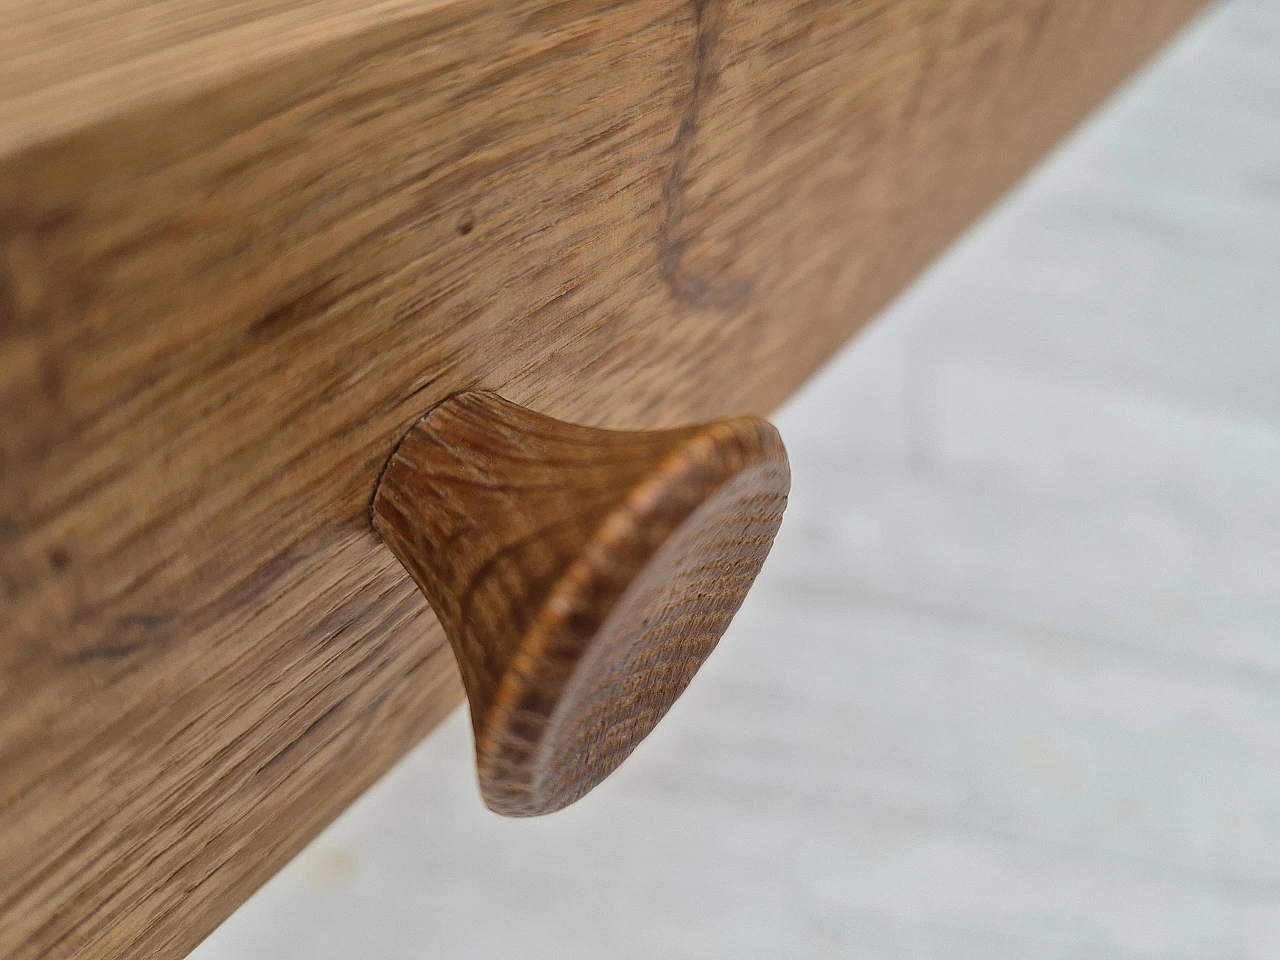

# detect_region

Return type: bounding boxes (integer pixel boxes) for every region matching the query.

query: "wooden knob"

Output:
[371,392,790,816]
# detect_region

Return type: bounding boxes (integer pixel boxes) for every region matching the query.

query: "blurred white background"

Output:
[192,1,1280,956]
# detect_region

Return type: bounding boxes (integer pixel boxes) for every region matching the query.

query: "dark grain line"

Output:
[658,0,757,311]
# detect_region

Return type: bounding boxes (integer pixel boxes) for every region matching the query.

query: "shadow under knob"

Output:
[371,391,789,816]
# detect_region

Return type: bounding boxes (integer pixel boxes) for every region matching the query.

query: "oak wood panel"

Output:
[0,0,456,154]
[0,0,1206,957]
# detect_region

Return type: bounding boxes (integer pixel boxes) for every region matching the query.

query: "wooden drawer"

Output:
[0,1,1205,957]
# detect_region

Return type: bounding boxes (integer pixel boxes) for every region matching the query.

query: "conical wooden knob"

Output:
[371,392,789,816]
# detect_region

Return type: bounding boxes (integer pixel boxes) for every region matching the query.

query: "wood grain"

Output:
[0,0,1207,956]
[373,391,788,816]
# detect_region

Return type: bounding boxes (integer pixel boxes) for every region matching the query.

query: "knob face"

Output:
[372,392,789,816]
[527,461,787,814]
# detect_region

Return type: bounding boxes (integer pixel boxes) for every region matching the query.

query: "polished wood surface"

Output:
[373,392,788,816]
[0,0,1207,957]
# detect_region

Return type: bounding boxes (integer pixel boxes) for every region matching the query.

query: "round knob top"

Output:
[372,392,789,816]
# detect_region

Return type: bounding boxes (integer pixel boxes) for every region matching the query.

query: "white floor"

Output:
[191,2,1280,957]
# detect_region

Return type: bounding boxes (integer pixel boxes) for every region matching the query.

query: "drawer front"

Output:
[0,1,1205,957]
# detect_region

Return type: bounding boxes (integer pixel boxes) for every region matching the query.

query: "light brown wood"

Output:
[0,0,1208,956]
[373,391,789,816]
